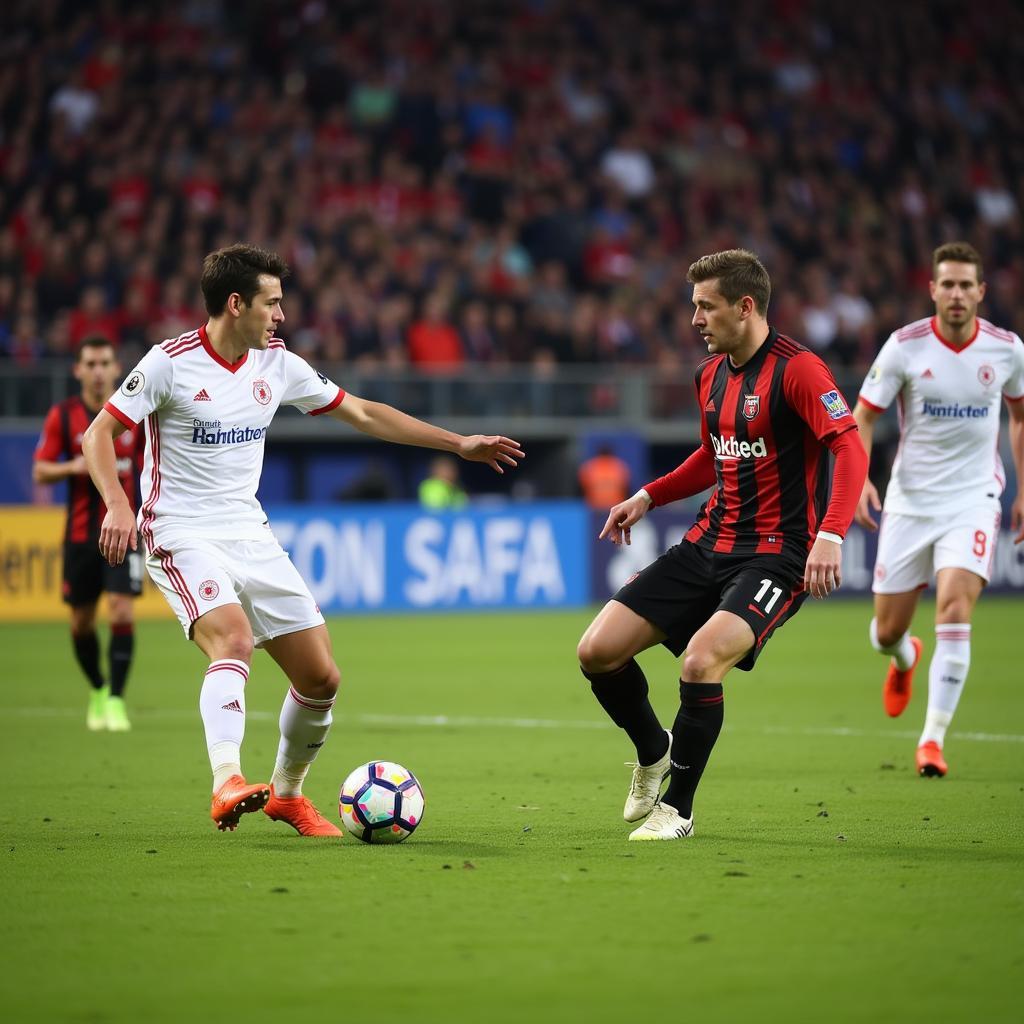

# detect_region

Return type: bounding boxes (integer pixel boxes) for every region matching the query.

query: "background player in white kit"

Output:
[853,242,1024,777]
[83,244,524,835]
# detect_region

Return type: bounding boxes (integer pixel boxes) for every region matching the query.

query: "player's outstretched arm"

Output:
[599,490,651,546]
[32,455,88,484]
[82,409,137,566]
[852,400,881,530]
[328,394,524,473]
[1008,397,1024,543]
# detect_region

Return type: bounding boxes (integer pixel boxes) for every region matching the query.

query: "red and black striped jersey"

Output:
[685,330,858,561]
[34,396,144,544]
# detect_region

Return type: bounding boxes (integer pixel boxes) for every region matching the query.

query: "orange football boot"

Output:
[882,636,923,718]
[264,786,343,837]
[210,775,271,831]
[916,741,948,778]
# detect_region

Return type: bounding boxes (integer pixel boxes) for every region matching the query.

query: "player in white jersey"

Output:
[853,242,1024,777]
[83,244,524,835]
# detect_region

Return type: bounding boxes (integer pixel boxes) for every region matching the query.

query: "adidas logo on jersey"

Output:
[921,369,934,379]
[221,699,243,713]
[194,388,212,401]
[704,398,716,412]
[712,434,768,459]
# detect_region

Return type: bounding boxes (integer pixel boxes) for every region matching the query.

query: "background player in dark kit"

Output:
[33,337,144,731]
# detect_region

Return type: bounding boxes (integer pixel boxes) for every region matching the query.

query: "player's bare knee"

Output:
[219,633,254,664]
[577,634,624,675]
[298,662,340,701]
[874,624,903,649]
[936,599,972,625]
[107,599,133,627]
[321,661,341,698]
[70,606,96,636]
[873,615,909,649]
[681,648,724,683]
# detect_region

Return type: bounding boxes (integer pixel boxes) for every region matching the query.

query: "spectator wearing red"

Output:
[108,155,150,232]
[408,291,464,371]
[68,286,120,347]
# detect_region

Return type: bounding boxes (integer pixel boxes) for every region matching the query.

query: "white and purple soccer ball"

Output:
[339,761,425,844]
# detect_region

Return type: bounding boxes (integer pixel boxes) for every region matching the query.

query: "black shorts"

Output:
[62,542,143,606]
[614,541,807,671]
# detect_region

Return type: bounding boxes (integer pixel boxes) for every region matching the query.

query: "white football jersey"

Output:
[105,326,343,549]
[859,316,1024,515]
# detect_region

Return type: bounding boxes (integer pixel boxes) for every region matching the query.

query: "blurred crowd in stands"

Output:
[1,0,1023,389]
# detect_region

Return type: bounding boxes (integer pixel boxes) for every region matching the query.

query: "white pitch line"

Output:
[761,724,1024,744]
[3,706,1023,743]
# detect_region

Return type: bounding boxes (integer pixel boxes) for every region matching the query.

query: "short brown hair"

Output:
[201,244,290,316]
[76,336,116,360]
[687,249,771,315]
[932,242,983,282]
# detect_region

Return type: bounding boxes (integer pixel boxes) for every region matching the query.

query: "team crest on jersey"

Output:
[120,370,145,397]
[819,389,850,420]
[252,379,272,405]
[978,364,995,387]
[198,580,220,601]
[742,394,760,421]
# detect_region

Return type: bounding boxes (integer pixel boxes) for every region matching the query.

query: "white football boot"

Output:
[622,730,672,822]
[628,801,694,841]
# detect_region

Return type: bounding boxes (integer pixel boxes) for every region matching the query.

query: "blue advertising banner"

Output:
[267,502,590,614]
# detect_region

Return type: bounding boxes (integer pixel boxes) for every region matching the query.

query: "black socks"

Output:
[109,625,135,698]
[583,659,669,766]
[661,682,724,819]
[71,630,105,690]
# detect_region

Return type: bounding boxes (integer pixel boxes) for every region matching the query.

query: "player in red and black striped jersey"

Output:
[33,338,145,732]
[578,250,868,841]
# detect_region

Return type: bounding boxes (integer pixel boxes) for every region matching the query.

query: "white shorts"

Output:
[872,503,1001,594]
[146,533,324,646]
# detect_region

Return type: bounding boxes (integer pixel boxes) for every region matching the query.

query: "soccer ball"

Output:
[338,761,425,844]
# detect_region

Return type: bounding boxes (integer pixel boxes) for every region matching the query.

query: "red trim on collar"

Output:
[931,316,979,353]
[199,324,249,373]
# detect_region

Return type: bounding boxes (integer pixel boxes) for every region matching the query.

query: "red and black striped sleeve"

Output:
[783,352,864,538]
[781,352,858,444]
[818,429,868,538]
[34,404,66,462]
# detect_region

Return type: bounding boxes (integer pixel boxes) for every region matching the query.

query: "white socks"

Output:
[869,617,917,671]
[920,624,971,748]
[199,659,249,791]
[270,686,335,798]
[199,662,335,798]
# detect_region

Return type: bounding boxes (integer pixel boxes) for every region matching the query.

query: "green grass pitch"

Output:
[1,598,1022,1024]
